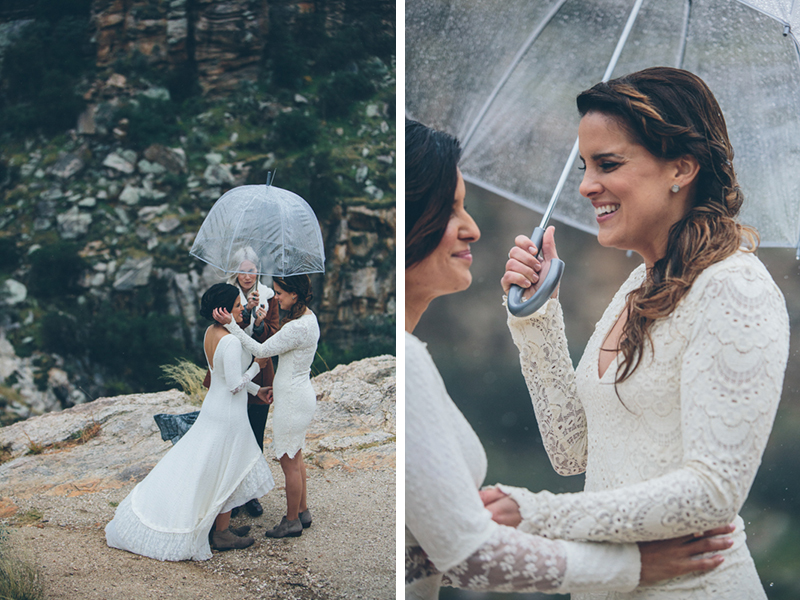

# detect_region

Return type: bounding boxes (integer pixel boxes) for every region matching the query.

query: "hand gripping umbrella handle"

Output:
[507,226,565,317]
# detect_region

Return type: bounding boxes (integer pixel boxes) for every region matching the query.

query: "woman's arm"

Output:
[220,336,261,394]
[214,308,311,358]
[507,299,588,475]
[494,264,790,543]
[503,230,588,475]
[406,333,640,594]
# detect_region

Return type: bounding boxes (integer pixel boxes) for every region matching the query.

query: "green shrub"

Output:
[318,71,374,118]
[116,97,180,150]
[27,243,87,299]
[0,238,20,273]
[273,111,318,149]
[0,13,92,137]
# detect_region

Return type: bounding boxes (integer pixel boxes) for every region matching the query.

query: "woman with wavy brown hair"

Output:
[214,274,319,539]
[489,67,790,598]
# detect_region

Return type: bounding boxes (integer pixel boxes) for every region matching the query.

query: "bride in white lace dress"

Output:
[492,68,790,599]
[214,274,320,539]
[105,283,275,560]
[404,119,734,599]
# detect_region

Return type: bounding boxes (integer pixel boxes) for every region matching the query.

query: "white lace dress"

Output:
[406,331,642,599]
[105,334,275,561]
[224,313,320,459]
[499,251,790,599]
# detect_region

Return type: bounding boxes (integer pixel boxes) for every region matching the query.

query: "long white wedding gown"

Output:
[105,333,275,561]
[500,251,790,599]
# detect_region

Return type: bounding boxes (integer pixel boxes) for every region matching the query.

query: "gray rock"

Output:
[76,104,97,135]
[203,163,234,186]
[57,206,93,239]
[77,197,97,208]
[366,104,381,118]
[113,257,154,290]
[137,159,167,175]
[102,152,136,174]
[355,164,369,183]
[205,152,223,166]
[142,87,171,102]
[156,216,181,233]
[2,279,27,305]
[40,187,64,201]
[144,145,187,174]
[364,184,384,200]
[349,266,379,298]
[51,154,85,179]
[137,204,169,222]
[118,184,142,205]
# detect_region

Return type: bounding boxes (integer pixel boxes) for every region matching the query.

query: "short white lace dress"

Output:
[406,331,642,599]
[500,251,790,599]
[225,313,320,459]
[105,333,275,561]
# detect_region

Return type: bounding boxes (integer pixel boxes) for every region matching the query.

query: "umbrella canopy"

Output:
[407,0,800,251]
[190,184,325,277]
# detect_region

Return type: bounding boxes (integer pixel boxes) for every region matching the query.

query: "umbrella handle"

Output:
[507,226,565,317]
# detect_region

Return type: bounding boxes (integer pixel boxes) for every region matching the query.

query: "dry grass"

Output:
[23,421,102,457]
[160,359,207,406]
[0,525,45,600]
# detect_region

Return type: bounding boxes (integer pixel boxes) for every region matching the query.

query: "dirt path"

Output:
[8,466,396,599]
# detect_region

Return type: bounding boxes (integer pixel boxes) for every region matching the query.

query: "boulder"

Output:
[51,154,85,179]
[113,256,154,290]
[0,355,396,497]
[56,206,93,239]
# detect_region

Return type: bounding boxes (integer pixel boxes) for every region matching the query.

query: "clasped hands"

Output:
[479,486,735,585]
[256,385,273,404]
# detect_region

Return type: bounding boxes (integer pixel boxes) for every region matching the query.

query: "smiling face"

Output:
[236,260,258,292]
[578,112,694,267]
[405,169,481,303]
[273,281,298,311]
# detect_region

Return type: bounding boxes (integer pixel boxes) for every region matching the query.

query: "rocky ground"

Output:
[0,356,397,599]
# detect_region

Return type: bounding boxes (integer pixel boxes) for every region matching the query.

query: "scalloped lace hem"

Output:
[106,456,275,561]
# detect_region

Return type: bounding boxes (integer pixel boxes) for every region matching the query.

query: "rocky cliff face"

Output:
[92,0,267,94]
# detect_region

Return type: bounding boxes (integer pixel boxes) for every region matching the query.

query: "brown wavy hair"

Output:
[576,67,757,384]
[274,275,312,324]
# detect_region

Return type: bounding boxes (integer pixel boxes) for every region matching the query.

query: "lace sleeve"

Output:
[499,264,790,542]
[221,337,261,394]
[225,316,315,359]
[408,526,639,594]
[506,297,588,475]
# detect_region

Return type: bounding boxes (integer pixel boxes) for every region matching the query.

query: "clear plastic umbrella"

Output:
[407,0,800,313]
[190,182,325,277]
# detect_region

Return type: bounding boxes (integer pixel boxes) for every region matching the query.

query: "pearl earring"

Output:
[671,184,680,193]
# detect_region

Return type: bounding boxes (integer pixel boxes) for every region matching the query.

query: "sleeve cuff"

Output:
[558,540,640,593]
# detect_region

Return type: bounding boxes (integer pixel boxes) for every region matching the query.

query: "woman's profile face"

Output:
[273,282,297,311]
[231,295,244,324]
[237,260,258,291]
[578,112,693,267]
[406,169,481,301]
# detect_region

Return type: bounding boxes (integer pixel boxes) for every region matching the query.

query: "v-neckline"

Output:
[597,312,626,380]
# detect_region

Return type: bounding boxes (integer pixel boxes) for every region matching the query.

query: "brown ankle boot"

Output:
[211,528,254,551]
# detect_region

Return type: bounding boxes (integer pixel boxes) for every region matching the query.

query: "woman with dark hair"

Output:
[213,274,320,539]
[404,118,732,599]
[492,67,790,598]
[106,283,275,559]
